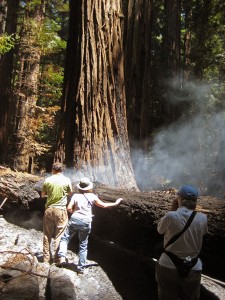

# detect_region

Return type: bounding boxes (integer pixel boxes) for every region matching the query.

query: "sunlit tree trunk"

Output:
[8,1,45,172]
[56,0,138,190]
[0,0,19,164]
[0,0,7,34]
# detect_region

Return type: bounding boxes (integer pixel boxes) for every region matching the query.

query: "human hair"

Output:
[180,198,197,210]
[52,162,63,173]
[78,189,92,194]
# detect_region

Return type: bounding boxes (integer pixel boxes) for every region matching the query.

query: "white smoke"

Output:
[131,80,225,195]
[38,79,225,196]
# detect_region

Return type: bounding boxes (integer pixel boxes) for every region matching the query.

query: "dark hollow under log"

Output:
[0,167,225,284]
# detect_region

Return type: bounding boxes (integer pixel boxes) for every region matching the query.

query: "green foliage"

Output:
[189,0,225,81]
[15,1,67,109]
[48,0,69,14]
[36,122,56,144]
[38,19,67,55]
[34,106,60,152]
[20,0,43,11]
[18,17,66,55]
[38,65,64,107]
[0,34,17,55]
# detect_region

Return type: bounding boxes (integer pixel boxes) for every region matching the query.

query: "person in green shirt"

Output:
[41,162,72,263]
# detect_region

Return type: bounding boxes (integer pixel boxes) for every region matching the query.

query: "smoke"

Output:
[37,79,225,196]
[20,211,43,231]
[131,80,225,196]
[64,164,135,189]
[4,209,43,231]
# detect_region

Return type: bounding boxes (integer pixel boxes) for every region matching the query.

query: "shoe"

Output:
[77,266,85,274]
[43,258,51,264]
[58,257,66,265]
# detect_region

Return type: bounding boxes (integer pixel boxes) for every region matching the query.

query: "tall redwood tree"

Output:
[124,0,153,147]
[56,0,137,190]
[0,0,19,164]
[8,0,45,172]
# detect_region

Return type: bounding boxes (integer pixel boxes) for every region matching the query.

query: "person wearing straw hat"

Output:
[57,177,123,274]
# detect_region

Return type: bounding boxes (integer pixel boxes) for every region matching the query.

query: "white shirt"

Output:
[157,206,208,270]
[70,192,99,222]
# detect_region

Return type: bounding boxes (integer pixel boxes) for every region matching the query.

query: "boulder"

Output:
[0,217,122,299]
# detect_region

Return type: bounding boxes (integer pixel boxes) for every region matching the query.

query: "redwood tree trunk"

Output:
[159,0,181,124]
[163,0,181,77]
[124,0,153,147]
[183,1,192,82]
[0,0,19,164]
[0,0,7,34]
[191,0,211,79]
[8,1,45,172]
[56,0,137,190]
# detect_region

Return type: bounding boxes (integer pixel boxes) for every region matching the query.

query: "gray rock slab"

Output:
[0,217,122,299]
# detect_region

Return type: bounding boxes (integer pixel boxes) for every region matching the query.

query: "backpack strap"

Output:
[83,193,93,207]
[164,210,197,249]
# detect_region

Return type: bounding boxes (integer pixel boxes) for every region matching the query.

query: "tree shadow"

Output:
[200,285,221,300]
[55,261,99,273]
[88,236,223,300]
[88,235,158,300]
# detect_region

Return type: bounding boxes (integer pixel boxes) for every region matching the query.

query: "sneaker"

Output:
[77,266,85,274]
[58,257,66,265]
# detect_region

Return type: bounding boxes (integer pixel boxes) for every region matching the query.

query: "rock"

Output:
[0,217,122,299]
[1,274,40,300]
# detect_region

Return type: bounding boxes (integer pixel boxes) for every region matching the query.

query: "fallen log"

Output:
[0,167,40,207]
[0,167,224,285]
[0,197,8,210]
[202,274,225,288]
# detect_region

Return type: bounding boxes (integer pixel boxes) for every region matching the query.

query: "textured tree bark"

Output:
[0,0,19,164]
[163,0,181,76]
[0,0,7,34]
[7,2,45,173]
[183,2,192,81]
[124,0,153,147]
[159,0,182,124]
[57,0,138,190]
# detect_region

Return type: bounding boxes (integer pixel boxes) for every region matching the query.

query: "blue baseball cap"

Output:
[178,185,198,200]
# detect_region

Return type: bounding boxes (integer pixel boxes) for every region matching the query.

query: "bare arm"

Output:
[41,190,46,198]
[68,181,73,197]
[95,198,123,208]
[67,198,75,213]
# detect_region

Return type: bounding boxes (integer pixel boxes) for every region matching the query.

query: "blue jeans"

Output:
[58,217,91,268]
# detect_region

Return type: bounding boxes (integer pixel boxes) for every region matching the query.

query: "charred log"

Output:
[0,167,225,285]
[0,167,40,207]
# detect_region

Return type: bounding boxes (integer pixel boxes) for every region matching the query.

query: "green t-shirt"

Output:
[42,173,72,208]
